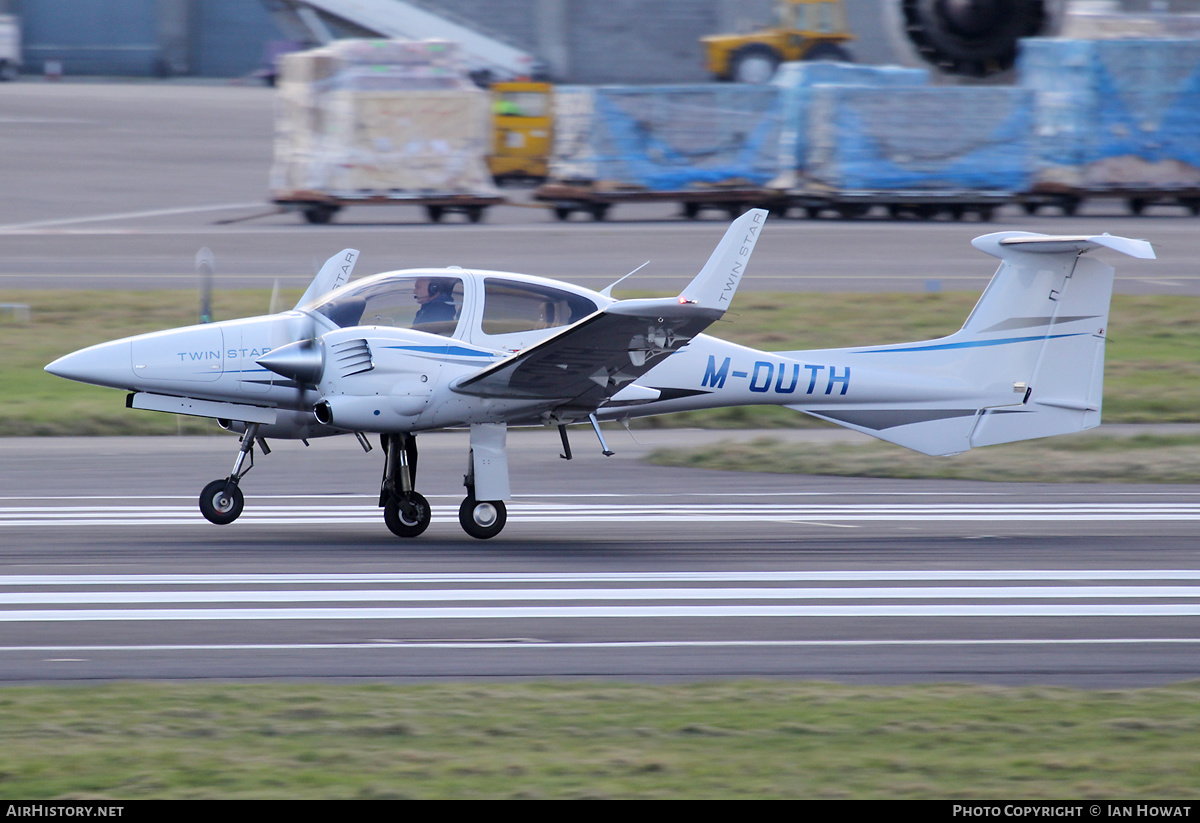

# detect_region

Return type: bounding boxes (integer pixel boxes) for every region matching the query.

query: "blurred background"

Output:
[0,0,1194,84]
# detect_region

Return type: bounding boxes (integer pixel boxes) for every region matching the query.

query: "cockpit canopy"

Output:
[301,268,606,347]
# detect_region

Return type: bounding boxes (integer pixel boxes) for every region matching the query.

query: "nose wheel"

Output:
[198,424,264,525]
[199,479,244,525]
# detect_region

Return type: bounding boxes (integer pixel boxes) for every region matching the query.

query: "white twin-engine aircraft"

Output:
[46,210,1154,539]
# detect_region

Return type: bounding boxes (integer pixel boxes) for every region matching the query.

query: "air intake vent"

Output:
[331,338,373,377]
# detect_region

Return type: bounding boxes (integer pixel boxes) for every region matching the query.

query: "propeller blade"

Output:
[196,247,215,324]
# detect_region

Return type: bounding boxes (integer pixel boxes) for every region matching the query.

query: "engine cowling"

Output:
[312,395,426,432]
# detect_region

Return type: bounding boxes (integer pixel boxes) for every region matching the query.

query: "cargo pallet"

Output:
[534,183,780,221]
[272,191,507,225]
[1021,185,1200,217]
[775,189,1017,221]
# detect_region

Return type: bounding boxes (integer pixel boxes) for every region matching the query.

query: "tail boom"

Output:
[600,231,1152,457]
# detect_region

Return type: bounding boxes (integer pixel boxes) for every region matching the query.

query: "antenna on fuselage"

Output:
[601,261,650,299]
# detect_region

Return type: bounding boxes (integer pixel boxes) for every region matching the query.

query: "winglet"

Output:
[678,208,768,311]
[294,249,360,310]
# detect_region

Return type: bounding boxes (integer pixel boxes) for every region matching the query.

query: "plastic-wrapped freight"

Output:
[802,86,1035,192]
[770,62,929,188]
[1019,38,1200,190]
[270,39,497,196]
[549,85,782,191]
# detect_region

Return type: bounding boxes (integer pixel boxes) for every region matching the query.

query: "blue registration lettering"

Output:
[702,355,730,389]
[826,366,851,396]
[749,361,773,393]
[774,362,799,394]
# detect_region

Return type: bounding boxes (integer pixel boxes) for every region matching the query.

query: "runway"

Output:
[4,82,1200,687]
[2,434,1199,686]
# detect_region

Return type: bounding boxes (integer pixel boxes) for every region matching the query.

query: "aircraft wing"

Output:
[452,209,767,411]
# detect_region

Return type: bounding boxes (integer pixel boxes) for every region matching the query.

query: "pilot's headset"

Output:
[428,278,454,299]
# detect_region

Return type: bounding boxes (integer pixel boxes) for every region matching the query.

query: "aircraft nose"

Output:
[45,339,134,389]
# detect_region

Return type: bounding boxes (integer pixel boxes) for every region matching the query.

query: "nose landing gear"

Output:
[198,423,265,525]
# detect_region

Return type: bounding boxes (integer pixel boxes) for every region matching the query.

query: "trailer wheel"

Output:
[302,204,339,225]
[1128,198,1147,216]
[1060,196,1080,217]
[683,202,701,220]
[837,204,870,219]
[426,205,445,223]
[976,205,995,222]
[553,206,572,221]
[466,206,485,223]
[1022,202,1040,216]
[589,203,610,221]
[1183,198,1200,216]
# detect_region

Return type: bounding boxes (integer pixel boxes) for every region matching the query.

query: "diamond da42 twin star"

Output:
[46,211,1154,539]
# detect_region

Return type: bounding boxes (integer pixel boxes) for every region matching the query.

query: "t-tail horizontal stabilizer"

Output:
[786,231,1154,456]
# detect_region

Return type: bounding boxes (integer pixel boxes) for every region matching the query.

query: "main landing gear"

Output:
[379,432,431,538]
[379,431,508,540]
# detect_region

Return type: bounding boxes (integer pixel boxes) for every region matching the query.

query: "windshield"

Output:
[307,274,464,337]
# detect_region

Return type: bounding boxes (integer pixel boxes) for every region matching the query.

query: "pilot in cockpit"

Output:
[413,277,457,328]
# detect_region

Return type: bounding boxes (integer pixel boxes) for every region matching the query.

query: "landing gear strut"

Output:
[377,425,512,540]
[459,423,510,540]
[199,423,265,525]
[380,432,431,538]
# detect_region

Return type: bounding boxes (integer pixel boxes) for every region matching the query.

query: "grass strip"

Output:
[2,681,1199,799]
[646,432,1200,484]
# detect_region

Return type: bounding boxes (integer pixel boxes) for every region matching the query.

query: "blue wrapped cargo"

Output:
[770,61,929,186]
[802,85,1035,193]
[550,84,783,191]
[1020,38,1200,192]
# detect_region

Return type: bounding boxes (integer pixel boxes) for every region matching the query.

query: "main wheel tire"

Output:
[384,491,431,538]
[458,497,507,540]
[199,479,244,525]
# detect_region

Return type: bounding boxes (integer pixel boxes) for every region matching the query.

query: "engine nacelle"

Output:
[313,395,425,433]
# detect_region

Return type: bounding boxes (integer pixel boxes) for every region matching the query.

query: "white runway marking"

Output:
[2,571,1200,623]
[0,202,267,232]
[4,638,1200,654]
[7,501,1200,526]
[2,585,1199,606]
